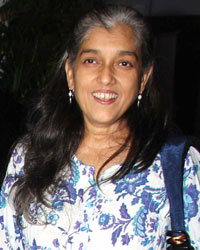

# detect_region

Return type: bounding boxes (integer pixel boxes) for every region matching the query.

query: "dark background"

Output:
[0,0,200,183]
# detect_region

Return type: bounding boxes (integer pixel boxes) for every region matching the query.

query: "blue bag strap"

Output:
[160,135,187,231]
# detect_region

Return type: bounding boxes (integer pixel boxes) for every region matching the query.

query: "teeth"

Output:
[93,92,117,100]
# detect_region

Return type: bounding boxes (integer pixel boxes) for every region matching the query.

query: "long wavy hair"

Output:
[12,5,169,224]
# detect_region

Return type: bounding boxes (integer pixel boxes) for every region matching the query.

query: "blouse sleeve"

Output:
[0,145,25,249]
[183,146,200,249]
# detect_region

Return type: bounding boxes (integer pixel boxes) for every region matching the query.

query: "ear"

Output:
[65,59,74,90]
[139,65,153,93]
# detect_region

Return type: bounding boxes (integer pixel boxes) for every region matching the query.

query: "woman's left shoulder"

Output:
[182,145,200,248]
[184,145,200,176]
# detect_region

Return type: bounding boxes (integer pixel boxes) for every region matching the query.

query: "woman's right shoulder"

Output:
[6,143,26,177]
[0,144,26,209]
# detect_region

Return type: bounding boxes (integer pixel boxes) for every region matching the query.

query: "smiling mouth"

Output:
[92,92,118,101]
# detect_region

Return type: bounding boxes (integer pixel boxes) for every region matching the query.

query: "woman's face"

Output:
[66,24,152,131]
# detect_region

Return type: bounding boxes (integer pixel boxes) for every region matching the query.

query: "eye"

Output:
[119,61,133,67]
[84,58,97,64]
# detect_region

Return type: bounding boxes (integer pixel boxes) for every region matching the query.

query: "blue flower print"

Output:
[0,185,7,209]
[184,184,200,221]
[70,163,81,185]
[88,187,97,200]
[0,216,4,230]
[14,155,22,165]
[120,203,131,219]
[99,214,115,229]
[121,233,130,245]
[74,221,81,230]
[141,190,165,213]
[53,238,60,248]
[112,226,122,246]
[64,182,77,203]
[12,147,25,175]
[148,217,159,233]
[12,148,23,164]
[50,162,81,209]
[30,239,40,250]
[13,216,24,242]
[141,191,152,207]
[52,199,64,211]
[51,181,77,208]
[114,170,149,200]
[5,174,17,189]
[157,234,166,248]
[78,189,84,199]
[192,164,199,176]
[46,211,59,225]
[133,207,148,238]
[153,163,159,173]
[99,214,110,227]
[80,223,92,233]
[79,243,84,250]
[184,152,199,179]
[99,204,133,246]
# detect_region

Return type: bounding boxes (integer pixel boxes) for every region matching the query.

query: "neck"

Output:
[82,120,130,150]
[75,120,131,178]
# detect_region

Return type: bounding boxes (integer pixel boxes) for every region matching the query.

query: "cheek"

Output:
[121,83,140,108]
[73,81,91,109]
[73,68,90,90]
[127,91,138,106]
[124,78,140,98]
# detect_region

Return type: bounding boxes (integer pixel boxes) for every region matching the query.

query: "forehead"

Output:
[78,24,139,56]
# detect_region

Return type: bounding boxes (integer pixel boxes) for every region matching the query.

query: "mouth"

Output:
[92,92,118,101]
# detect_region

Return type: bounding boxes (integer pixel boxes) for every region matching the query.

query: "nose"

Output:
[99,65,115,85]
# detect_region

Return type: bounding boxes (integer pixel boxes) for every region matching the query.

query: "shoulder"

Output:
[0,144,26,207]
[185,146,200,166]
[1,144,26,192]
[183,145,200,181]
[7,143,26,177]
[183,146,200,247]
[0,144,26,248]
[183,135,200,179]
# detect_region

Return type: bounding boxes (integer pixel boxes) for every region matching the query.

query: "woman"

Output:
[0,5,200,249]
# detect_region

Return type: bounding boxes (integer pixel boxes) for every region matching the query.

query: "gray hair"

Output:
[63,5,153,72]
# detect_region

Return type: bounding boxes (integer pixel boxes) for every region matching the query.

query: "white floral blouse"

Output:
[0,145,200,250]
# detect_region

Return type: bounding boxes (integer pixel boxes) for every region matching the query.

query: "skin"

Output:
[65,24,152,176]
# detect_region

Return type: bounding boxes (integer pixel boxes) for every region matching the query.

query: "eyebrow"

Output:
[79,49,139,61]
[79,49,98,57]
[118,50,138,61]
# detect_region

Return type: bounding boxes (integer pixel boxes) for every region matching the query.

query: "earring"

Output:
[69,89,74,104]
[137,93,142,107]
